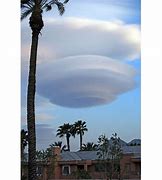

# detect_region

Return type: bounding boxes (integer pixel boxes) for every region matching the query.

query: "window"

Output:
[62,165,70,175]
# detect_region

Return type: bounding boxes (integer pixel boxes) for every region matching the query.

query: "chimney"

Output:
[53,146,61,160]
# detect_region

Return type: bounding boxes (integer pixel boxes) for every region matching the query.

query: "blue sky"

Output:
[21,0,141,151]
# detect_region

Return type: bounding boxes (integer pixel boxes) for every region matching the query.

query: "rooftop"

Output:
[61,146,141,161]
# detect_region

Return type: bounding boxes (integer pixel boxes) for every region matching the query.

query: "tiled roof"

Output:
[60,146,141,161]
[61,152,82,161]
[122,146,141,154]
[61,151,98,161]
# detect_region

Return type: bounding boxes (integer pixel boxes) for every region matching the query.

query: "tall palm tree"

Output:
[73,120,88,151]
[21,1,69,179]
[56,123,72,151]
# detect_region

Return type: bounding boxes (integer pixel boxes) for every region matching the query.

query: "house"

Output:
[22,146,141,179]
[120,146,141,179]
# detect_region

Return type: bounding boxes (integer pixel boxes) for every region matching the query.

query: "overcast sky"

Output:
[21,0,141,151]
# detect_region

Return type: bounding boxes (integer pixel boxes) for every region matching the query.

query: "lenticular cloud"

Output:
[21,17,140,62]
[37,55,136,108]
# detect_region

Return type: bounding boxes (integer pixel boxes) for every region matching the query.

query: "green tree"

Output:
[36,147,56,179]
[21,129,28,180]
[21,129,28,161]
[36,149,49,162]
[97,133,122,180]
[97,134,109,179]
[82,142,98,151]
[21,1,69,179]
[71,169,92,179]
[56,123,72,151]
[109,133,123,179]
[73,120,88,151]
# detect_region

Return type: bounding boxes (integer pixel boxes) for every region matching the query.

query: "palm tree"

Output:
[82,142,98,151]
[21,1,69,179]
[56,123,72,151]
[49,141,67,151]
[73,120,88,151]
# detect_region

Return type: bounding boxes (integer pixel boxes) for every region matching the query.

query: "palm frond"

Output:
[40,0,48,7]
[45,4,52,11]
[21,8,33,20]
[21,0,30,4]
[21,4,30,9]
[64,0,69,4]
[55,1,65,15]
[21,0,35,20]
[44,0,65,15]
[21,0,34,8]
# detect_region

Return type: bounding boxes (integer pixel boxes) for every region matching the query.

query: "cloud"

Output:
[36,124,56,150]
[21,17,140,62]
[21,124,56,150]
[21,113,55,126]
[36,113,55,121]
[57,0,140,23]
[37,55,137,108]
[21,17,140,108]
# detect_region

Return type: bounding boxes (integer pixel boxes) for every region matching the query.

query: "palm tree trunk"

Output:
[66,134,70,151]
[80,133,82,151]
[27,30,39,180]
[27,4,43,179]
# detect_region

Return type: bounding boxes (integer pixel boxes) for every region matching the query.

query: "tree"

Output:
[97,134,110,179]
[49,141,67,152]
[36,149,49,162]
[97,133,122,180]
[51,141,62,148]
[73,120,88,151]
[21,129,28,180]
[21,0,69,179]
[71,169,92,179]
[82,142,98,151]
[21,129,28,161]
[109,133,123,179]
[36,147,57,179]
[56,123,72,151]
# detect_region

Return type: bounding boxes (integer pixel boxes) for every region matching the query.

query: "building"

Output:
[22,146,141,179]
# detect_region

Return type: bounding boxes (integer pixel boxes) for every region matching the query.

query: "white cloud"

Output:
[21,124,56,150]
[21,17,140,108]
[36,113,55,122]
[21,112,55,126]
[37,55,137,108]
[60,0,140,23]
[21,17,140,62]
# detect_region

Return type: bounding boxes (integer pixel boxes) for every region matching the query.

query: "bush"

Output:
[71,169,92,179]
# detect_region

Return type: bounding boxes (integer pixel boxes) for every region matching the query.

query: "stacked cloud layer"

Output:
[37,55,137,108]
[22,18,140,108]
